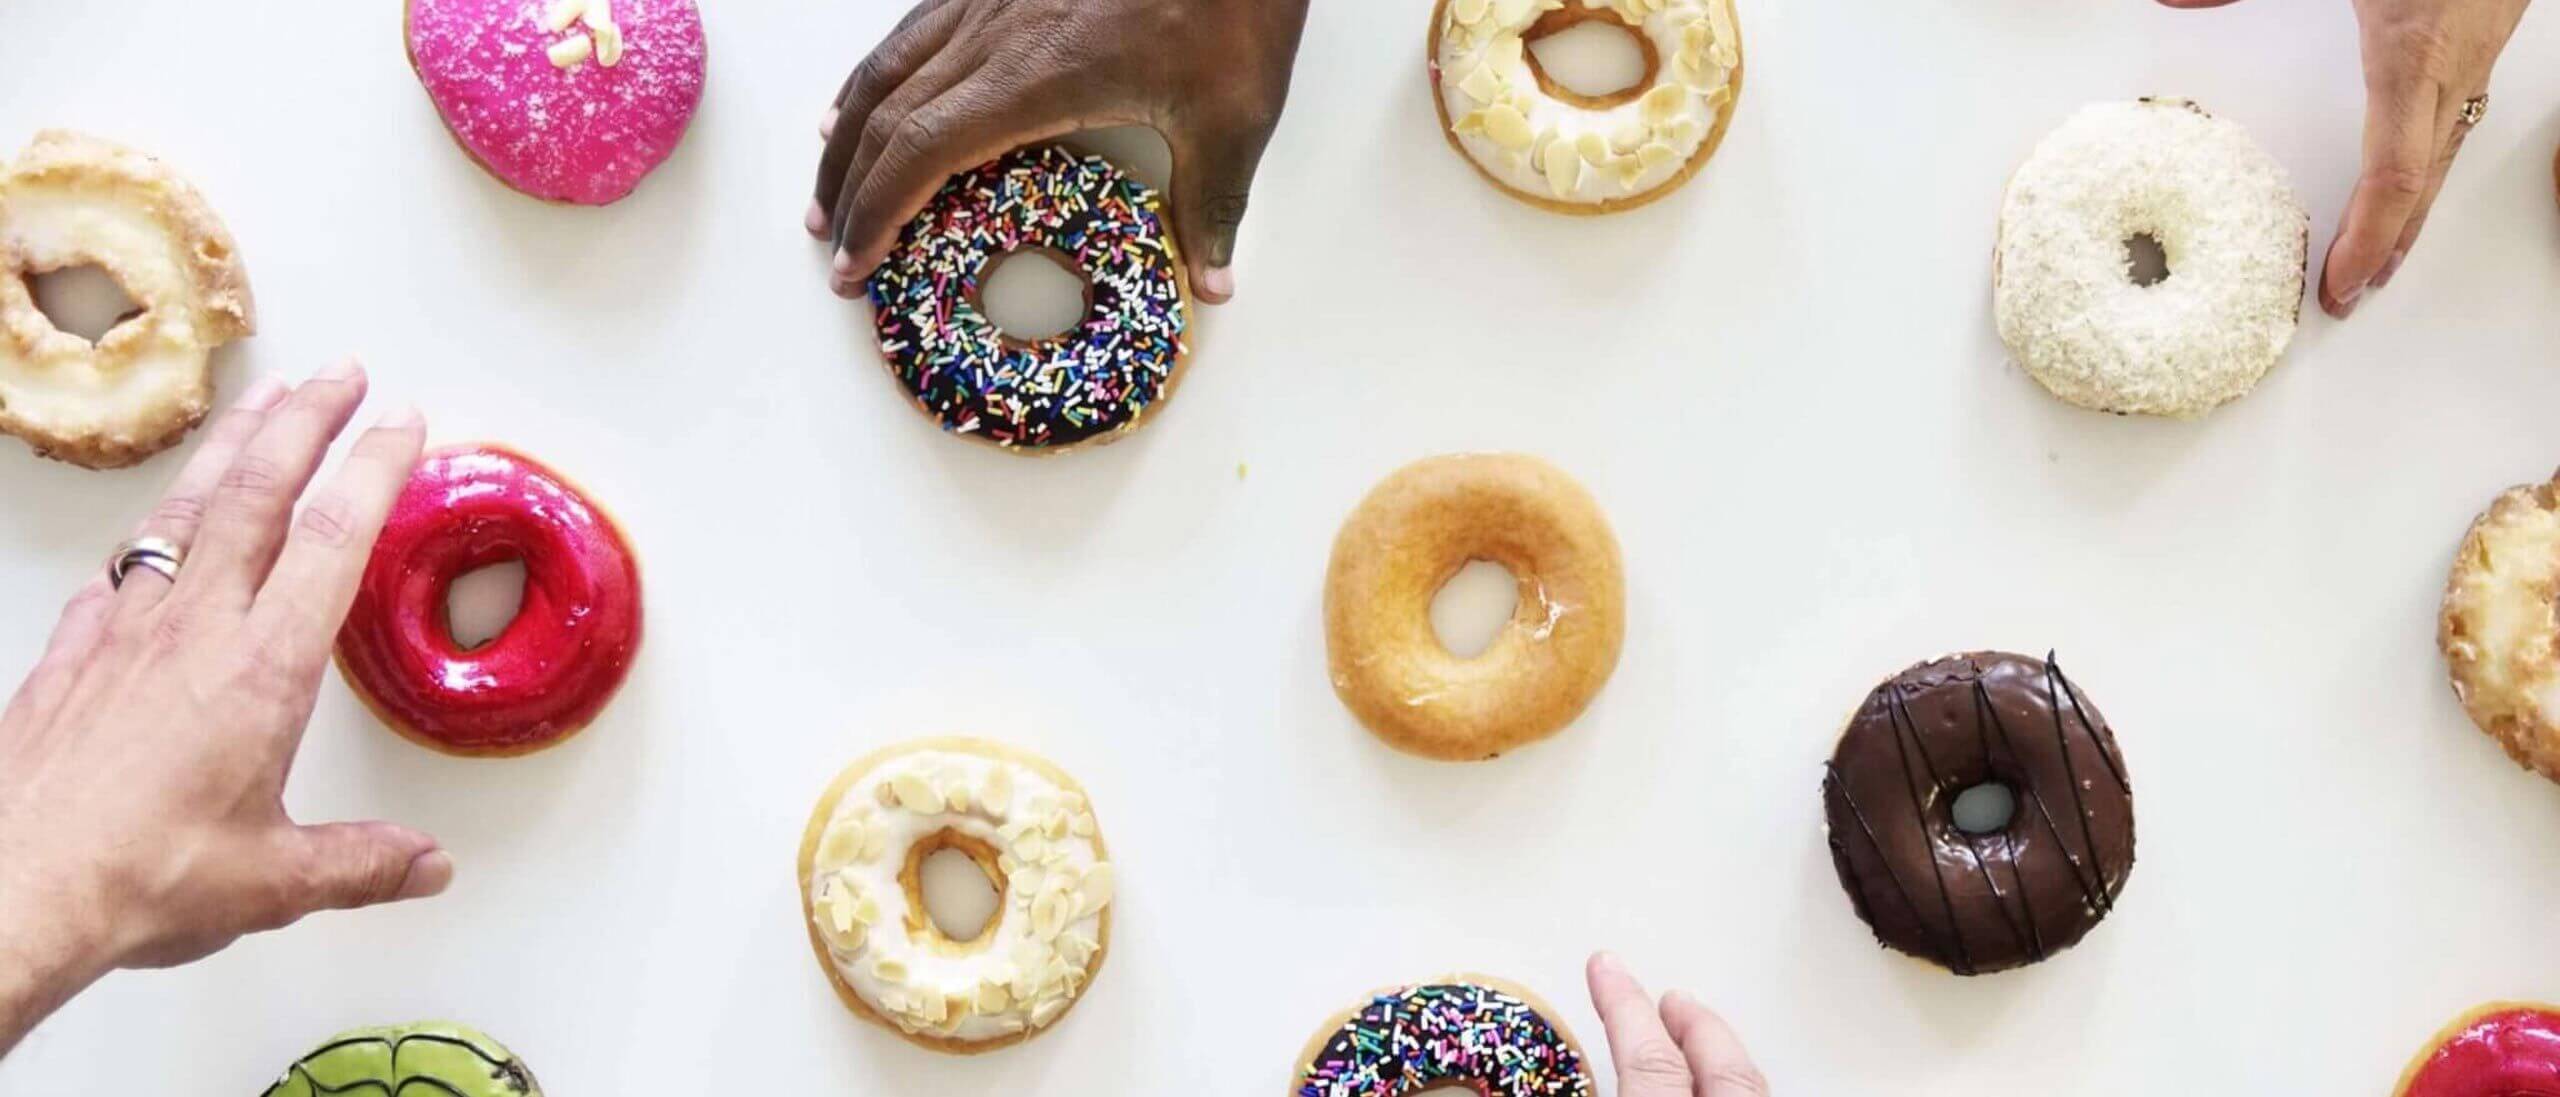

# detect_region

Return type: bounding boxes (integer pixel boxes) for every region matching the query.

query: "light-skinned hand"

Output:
[1587,951,1771,1097]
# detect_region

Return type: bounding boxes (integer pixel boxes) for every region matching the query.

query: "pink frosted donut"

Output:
[405,0,706,206]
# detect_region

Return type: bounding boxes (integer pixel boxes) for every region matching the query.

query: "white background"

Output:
[5,0,2560,1092]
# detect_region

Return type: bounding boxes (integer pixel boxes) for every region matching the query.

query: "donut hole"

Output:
[25,263,142,345]
[1431,559,1522,660]
[919,847,1000,942]
[1950,781,2019,835]
[2123,231,2171,288]
[1523,8,1658,108]
[972,247,1091,346]
[443,558,528,651]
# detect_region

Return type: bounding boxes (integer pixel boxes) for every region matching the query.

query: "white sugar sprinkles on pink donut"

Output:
[406,0,706,205]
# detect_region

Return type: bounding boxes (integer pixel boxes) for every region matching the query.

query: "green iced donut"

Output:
[261,1022,541,1097]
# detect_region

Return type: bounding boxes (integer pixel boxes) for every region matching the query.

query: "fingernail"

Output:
[1663,989,1700,1009]
[374,403,423,431]
[317,359,363,383]
[820,109,837,140]
[234,376,288,410]
[805,201,828,236]
[394,850,453,900]
[832,248,856,276]
[2372,250,2405,289]
[1199,265,1235,300]
[2333,280,2365,316]
[1593,950,1627,977]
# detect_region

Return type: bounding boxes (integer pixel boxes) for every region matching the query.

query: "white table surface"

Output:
[7,0,2560,1092]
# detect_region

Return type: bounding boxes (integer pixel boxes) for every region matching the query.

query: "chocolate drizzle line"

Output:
[1819,651,2137,976]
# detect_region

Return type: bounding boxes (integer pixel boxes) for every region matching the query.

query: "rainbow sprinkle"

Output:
[1298,982,1593,1097]
[866,145,1188,449]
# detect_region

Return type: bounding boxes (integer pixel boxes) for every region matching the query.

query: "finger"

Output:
[2152,0,2248,7]
[1661,991,1771,1097]
[2,579,114,727]
[813,0,966,238]
[106,376,288,619]
[1170,114,1281,305]
[2321,76,2440,317]
[279,822,450,915]
[828,52,992,292]
[1588,952,1694,1097]
[248,404,427,687]
[181,360,371,605]
[2374,96,2478,292]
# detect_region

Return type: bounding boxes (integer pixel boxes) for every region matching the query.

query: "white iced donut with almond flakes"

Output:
[1429,0,1742,214]
[797,738,1113,1053]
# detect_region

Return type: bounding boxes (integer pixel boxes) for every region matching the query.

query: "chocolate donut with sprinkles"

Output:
[1293,977,1594,1096]
[866,145,1189,452]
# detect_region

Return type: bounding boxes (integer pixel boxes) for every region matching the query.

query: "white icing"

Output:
[805,748,1110,1043]
[1435,0,1738,205]
[0,183,217,441]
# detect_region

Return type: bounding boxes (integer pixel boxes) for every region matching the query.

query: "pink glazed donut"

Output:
[405,0,706,205]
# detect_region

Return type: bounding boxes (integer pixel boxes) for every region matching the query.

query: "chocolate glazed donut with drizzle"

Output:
[1820,651,2136,975]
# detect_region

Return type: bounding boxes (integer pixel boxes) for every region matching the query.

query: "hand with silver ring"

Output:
[0,362,439,1055]
[2156,0,2533,317]
[1587,952,1772,1097]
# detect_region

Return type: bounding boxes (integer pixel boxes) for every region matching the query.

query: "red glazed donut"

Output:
[335,445,641,757]
[2395,1003,2560,1097]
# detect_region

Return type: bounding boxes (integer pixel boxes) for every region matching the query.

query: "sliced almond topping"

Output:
[1069,811,1096,838]
[1492,0,1537,23]
[546,34,593,69]
[1640,83,1688,125]
[1544,142,1583,197]
[1458,63,1503,105]
[816,821,865,866]
[1638,141,1680,170]
[1077,863,1116,914]
[1029,997,1067,1028]
[980,765,1014,817]
[872,780,899,808]
[1453,0,1492,24]
[917,992,949,1025]
[1577,132,1611,165]
[1489,33,1525,70]
[1483,105,1533,150]
[1031,888,1071,940]
[542,0,586,32]
[891,773,943,814]
[977,981,1014,1014]
[872,957,908,983]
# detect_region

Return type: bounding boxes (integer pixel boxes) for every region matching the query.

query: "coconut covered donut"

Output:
[799,737,1115,1052]
[0,131,253,469]
[1994,99,2308,418]
[1430,0,1741,213]
[262,1022,541,1097]
[405,0,707,205]
[2439,469,2560,783]
[867,146,1188,452]
[1293,976,1595,1096]
[1324,454,1625,761]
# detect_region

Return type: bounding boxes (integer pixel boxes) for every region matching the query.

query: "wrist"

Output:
[0,836,118,1054]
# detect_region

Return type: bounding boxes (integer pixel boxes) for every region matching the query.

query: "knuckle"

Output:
[217,454,289,504]
[147,494,209,533]
[2372,163,2433,201]
[1623,1041,1694,1086]
[2384,22,2458,77]
[859,108,904,157]
[1202,191,1250,229]
[1701,1064,1773,1096]
[293,498,360,550]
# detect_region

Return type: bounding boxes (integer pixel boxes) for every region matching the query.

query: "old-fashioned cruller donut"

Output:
[2440,469,2560,784]
[799,737,1115,1052]
[0,130,253,469]
[335,445,642,757]
[1429,0,1741,213]
[1293,976,1594,1095]
[262,1021,541,1097]
[2392,1002,2560,1097]
[1324,454,1625,761]
[866,145,1188,452]
[1821,651,2136,976]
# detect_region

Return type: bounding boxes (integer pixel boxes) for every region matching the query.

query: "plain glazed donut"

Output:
[404,0,707,205]
[335,445,642,757]
[2392,1002,2560,1097]
[1820,651,2136,976]
[1292,976,1594,1096]
[1429,0,1741,213]
[867,146,1189,452]
[262,1022,542,1097]
[2439,469,2560,783]
[1324,454,1624,761]
[0,131,253,469]
[799,737,1114,1053]
[1994,99,2307,418]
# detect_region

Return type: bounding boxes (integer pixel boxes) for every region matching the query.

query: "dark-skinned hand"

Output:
[807,0,1313,306]
[2158,0,2533,317]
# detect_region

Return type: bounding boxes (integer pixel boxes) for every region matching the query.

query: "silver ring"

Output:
[107,536,185,590]
[2459,94,2488,128]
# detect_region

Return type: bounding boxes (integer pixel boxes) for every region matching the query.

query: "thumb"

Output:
[1169,115,1278,305]
[283,822,452,913]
